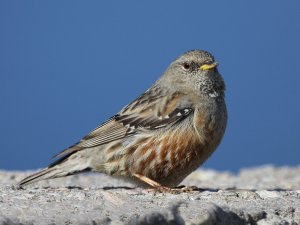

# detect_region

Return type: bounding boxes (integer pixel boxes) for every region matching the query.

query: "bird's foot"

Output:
[175,185,200,192]
[153,186,181,194]
[151,185,199,194]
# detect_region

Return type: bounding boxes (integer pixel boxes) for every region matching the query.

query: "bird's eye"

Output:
[182,63,190,70]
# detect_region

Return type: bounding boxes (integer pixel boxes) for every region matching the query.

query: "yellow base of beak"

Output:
[200,62,218,70]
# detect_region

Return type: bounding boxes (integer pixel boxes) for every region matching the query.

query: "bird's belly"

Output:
[125,129,217,187]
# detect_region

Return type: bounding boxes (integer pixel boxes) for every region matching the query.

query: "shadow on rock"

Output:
[126,202,252,225]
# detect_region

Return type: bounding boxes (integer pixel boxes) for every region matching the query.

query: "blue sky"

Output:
[0,1,299,172]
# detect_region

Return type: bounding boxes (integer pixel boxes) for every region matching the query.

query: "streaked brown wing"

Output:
[54,87,193,159]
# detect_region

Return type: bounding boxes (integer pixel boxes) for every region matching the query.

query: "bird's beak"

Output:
[200,62,218,71]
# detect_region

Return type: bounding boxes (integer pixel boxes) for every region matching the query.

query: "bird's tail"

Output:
[18,167,60,187]
[18,154,91,187]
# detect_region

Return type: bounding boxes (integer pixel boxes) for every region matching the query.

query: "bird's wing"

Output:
[53,87,194,159]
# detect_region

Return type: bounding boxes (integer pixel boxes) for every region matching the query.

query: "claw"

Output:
[149,185,200,195]
[176,185,199,192]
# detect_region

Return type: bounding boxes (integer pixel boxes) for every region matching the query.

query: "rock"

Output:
[0,165,300,225]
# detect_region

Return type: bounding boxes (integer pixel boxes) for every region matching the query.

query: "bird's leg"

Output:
[133,173,162,188]
[133,173,180,194]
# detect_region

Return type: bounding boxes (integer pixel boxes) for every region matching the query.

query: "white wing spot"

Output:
[183,109,190,114]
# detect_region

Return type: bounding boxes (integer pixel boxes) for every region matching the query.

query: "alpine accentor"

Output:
[19,50,227,191]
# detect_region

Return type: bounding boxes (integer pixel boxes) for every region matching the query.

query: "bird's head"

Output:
[162,50,225,98]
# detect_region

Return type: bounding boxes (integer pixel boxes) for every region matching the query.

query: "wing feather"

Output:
[53,86,194,159]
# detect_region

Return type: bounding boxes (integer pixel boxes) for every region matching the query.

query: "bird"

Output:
[18,50,227,192]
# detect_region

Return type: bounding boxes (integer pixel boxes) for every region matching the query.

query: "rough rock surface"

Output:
[1,165,300,225]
